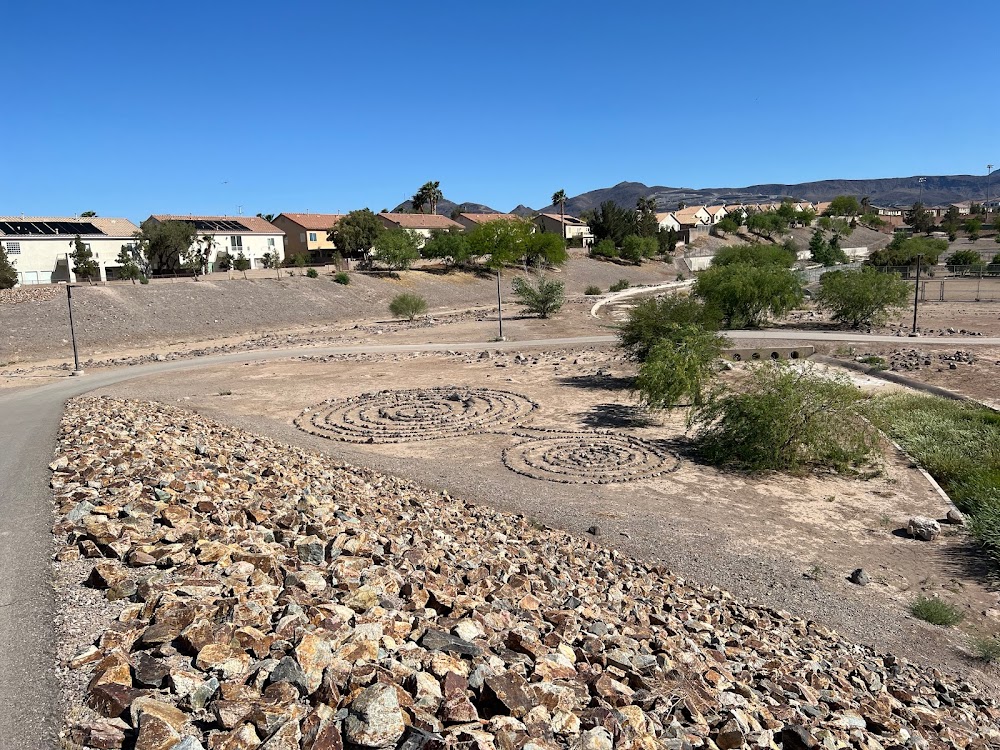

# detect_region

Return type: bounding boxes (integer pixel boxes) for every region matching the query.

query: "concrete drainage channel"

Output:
[723,345,815,362]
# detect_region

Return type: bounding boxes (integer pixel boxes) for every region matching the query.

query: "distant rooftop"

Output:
[0,216,140,237]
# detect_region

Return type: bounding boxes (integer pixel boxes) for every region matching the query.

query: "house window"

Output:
[268,237,276,247]
[4,241,20,254]
[308,233,317,242]
[299,233,306,242]
[230,236,243,249]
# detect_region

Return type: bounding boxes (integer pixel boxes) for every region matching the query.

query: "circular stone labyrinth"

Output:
[503,433,680,484]
[295,387,538,443]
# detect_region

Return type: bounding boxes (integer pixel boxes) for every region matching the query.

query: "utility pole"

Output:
[66,285,84,375]
[910,254,922,336]
[917,177,926,205]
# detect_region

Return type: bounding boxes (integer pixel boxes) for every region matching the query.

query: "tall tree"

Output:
[0,244,18,289]
[904,202,935,235]
[183,234,216,277]
[635,197,659,237]
[115,246,141,283]
[826,195,861,216]
[80,210,98,218]
[329,210,383,257]
[585,201,638,246]
[467,217,534,268]
[137,219,197,274]
[551,189,568,240]
[256,212,276,222]
[69,235,99,283]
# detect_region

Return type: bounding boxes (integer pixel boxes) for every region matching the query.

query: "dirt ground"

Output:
[93,346,1000,684]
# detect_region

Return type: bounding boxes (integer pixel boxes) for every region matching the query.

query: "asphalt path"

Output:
[3,330,1000,748]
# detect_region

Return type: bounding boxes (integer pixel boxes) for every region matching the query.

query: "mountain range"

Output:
[395,174,998,218]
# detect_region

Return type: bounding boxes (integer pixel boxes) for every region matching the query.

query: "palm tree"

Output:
[413,181,443,215]
[551,189,568,241]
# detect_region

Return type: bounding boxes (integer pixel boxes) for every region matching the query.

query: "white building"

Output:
[0,216,141,284]
[145,215,285,271]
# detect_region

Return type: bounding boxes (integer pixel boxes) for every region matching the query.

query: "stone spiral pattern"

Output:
[294,387,538,443]
[503,432,680,484]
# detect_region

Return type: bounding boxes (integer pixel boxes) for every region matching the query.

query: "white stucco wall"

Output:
[199,232,285,269]
[2,235,135,284]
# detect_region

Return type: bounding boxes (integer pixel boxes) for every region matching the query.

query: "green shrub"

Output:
[858,355,888,370]
[388,293,427,320]
[590,239,618,259]
[510,276,565,318]
[609,279,630,293]
[584,285,602,296]
[618,295,721,361]
[620,235,658,264]
[971,635,1000,662]
[306,268,319,278]
[816,267,910,328]
[334,272,350,285]
[711,243,796,268]
[910,596,964,626]
[139,276,150,285]
[692,362,878,473]
[634,325,729,409]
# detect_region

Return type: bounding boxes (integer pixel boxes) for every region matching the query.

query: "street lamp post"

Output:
[987,164,994,226]
[917,177,926,205]
[66,285,84,375]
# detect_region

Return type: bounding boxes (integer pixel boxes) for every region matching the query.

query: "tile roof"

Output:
[539,213,587,225]
[655,212,678,222]
[674,206,710,224]
[378,213,463,230]
[274,213,344,231]
[706,205,726,213]
[150,215,283,234]
[459,213,522,224]
[0,216,140,237]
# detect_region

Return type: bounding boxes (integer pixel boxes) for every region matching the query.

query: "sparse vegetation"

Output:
[333,271,350,285]
[609,279,630,293]
[306,267,319,278]
[584,285,602,296]
[70,235,99,283]
[858,355,888,370]
[232,252,250,279]
[388,293,427,321]
[0,244,17,288]
[910,596,964,626]
[510,276,565,318]
[372,228,421,271]
[866,394,1000,569]
[711,243,796,268]
[618,295,721,361]
[590,239,618,260]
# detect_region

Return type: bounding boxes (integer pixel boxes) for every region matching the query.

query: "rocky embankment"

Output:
[52,398,1000,749]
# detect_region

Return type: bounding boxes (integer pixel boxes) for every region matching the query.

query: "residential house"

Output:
[872,205,906,229]
[794,201,815,213]
[673,206,712,243]
[724,205,747,221]
[271,213,343,262]
[814,201,833,216]
[705,205,728,224]
[454,213,522,232]
[949,202,972,215]
[655,212,681,232]
[0,216,140,284]
[145,215,285,271]
[376,213,463,244]
[533,213,594,245]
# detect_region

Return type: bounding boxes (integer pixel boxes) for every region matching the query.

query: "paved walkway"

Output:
[3,330,1000,747]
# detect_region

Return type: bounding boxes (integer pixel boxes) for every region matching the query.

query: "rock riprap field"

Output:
[53,398,1000,749]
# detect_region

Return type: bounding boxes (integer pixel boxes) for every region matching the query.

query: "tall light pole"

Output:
[987,164,994,225]
[917,177,926,205]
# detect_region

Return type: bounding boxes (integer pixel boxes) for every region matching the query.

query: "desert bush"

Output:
[618,295,721,361]
[373,228,420,271]
[634,325,728,409]
[620,235,657,264]
[609,279,630,293]
[584,285,602,296]
[388,293,427,320]
[692,362,878,473]
[510,276,565,318]
[910,597,964,626]
[306,268,319,278]
[334,272,350,285]
[816,267,910,328]
[139,276,150,285]
[971,635,1000,662]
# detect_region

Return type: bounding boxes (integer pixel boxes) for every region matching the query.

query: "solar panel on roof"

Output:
[187,219,250,232]
[0,220,104,236]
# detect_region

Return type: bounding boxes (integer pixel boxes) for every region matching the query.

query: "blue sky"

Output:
[3,1,997,221]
